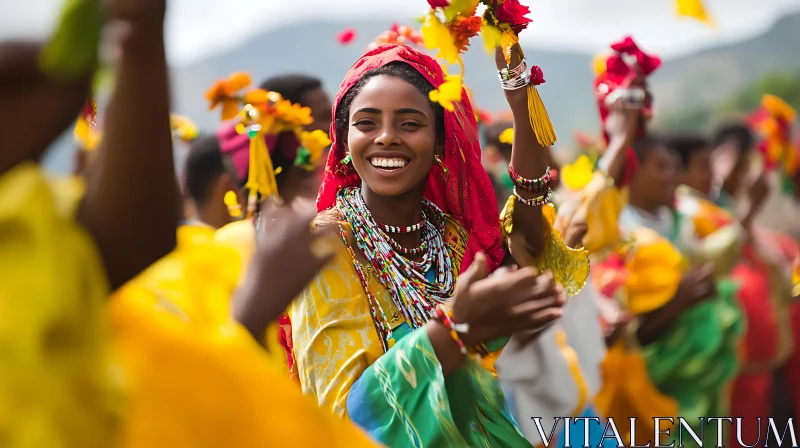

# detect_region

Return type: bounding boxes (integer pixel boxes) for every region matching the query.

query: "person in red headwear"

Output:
[240,41,589,446]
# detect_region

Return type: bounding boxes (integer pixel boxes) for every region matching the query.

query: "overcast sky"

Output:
[2,0,799,65]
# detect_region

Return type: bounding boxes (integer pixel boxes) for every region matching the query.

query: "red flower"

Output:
[337,28,356,45]
[530,65,545,86]
[496,0,532,34]
[428,0,451,7]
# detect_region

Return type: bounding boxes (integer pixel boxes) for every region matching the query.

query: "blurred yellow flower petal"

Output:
[499,128,514,144]
[422,13,460,65]
[562,154,595,191]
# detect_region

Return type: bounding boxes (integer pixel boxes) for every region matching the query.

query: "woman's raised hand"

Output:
[233,203,338,342]
[450,253,566,347]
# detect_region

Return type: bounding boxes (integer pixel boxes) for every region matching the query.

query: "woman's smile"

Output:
[367,151,412,175]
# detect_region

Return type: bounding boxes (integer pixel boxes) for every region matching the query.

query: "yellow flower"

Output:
[499,128,514,144]
[170,114,198,142]
[73,116,102,151]
[421,12,460,65]
[429,74,463,112]
[443,0,479,22]
[481,22,503,54]
[297,130,332,171]
[561,154,595,191]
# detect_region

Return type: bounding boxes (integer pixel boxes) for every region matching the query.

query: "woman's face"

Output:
[345,75,439,198]
[633,143,679,208]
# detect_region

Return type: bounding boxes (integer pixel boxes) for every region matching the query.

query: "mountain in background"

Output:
[43,11,800,173]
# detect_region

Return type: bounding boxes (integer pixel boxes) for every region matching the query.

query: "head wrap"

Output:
[317,44,504,272]
[593,36,661,185]
[216,125,299,183]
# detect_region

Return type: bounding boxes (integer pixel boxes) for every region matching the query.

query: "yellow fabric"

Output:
[214,219,286,369]
[117,224,240,327]
[109,282,380,447]
[594,340,679,446]
[0,163,119,448]
[291,214,468,417]
[108,219,380,447]
[501,200,590,296]
[624,228,683,315]
[581,172,627,254]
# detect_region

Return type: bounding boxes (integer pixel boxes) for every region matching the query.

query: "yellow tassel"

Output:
[243,129,282,218]
[526,85,557,147]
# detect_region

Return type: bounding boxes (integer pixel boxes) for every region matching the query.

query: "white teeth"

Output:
[370,157,407,168]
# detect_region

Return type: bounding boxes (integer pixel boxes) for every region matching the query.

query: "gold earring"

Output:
[435,155,448,173]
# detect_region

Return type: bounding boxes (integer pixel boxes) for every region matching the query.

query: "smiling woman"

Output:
[262,42,591,448]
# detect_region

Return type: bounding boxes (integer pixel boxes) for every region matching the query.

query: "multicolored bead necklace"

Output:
[337,187,456,350]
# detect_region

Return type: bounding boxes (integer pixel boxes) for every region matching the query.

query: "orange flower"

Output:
[205,72,252,120]
[451,15,482,53]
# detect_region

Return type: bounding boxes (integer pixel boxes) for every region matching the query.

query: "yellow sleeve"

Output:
[501,199,590,297]
[214,219,288,368]
[0,163,118,447]
[290,242,385,418]
[624,229,684,315]
[109,286,381,448]
[594,340,679,446]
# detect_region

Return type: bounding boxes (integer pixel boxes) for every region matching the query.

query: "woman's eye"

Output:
[353,120,375,128]
[401,122,422,129]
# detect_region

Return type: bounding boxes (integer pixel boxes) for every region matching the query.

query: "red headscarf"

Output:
[317,44,504,272]
[594,36,661,186]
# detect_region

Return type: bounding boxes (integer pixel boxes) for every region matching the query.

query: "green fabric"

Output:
[346,327,531,448]
[641,279,743,447]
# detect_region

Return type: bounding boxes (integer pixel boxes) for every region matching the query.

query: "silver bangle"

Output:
[500,72,530,91]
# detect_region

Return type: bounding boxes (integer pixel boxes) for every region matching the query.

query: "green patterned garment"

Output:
[346,327,532,448]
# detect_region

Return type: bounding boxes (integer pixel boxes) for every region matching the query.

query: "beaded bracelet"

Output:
[434,307,469,355]
[498,59,527,81]
[508,164,551,194]
[512,187,553,207]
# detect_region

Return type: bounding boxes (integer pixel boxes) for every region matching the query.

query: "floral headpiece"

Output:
[748,94,798,194]
[368,24,424,51]
[421,0,556,146]
[205,72,327,217]
[593,36,661,138]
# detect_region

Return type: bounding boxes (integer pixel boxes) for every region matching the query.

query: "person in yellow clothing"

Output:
[109,205,382,447]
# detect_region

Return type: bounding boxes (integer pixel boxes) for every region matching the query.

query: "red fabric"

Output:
[316,44,504,272]
[594,36,659,186]
[731,246,779,365]
[729,373,773,448]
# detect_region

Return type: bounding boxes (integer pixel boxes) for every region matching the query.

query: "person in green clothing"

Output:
[620,135,744,447]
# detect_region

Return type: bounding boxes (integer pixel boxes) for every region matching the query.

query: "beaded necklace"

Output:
[337,187,456,350]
